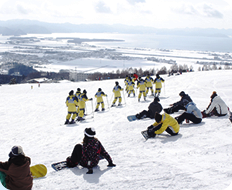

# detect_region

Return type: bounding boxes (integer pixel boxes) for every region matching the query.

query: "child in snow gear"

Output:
[95,88,107,111]
[164,91,193,114]
[136,97,162,119]
[66,128,116,174]
[127,77,135,97]
[133,73,138,81]
[65,90,78,124]
[153,74,165,98]
[175,100,202,124]
[137,77,147,101]
[77,90,92,121]
[146,113,180,138]
[75,88,81,116]
[0,146,33,190]
[145,74,154,96]
[124,75,129,94]
[201,91,228,118]
[112,81,123,107]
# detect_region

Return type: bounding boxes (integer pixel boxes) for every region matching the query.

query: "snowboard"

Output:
[228,107,232,123]
[127,115,137,122]
[30,164,47,178]
[51,161,67,171]
[141,130,150,140]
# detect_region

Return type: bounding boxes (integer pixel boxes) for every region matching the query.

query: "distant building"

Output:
[69,72,90,81]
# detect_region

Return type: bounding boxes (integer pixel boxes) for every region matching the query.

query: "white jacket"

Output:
[205,96,228,115]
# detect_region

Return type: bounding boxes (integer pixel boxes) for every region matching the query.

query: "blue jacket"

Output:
[185,102,202,119]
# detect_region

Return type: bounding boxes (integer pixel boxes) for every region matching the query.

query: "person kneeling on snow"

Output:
[136,97,162,120]
[66,128,116,174]
[0,146,33,190]
[146,112,180,138]
[164,91,193,114]
[175,100,202,124]
[202,91,228,118]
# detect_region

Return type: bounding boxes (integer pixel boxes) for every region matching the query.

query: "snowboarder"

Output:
[136,97,162,119]
[153,74,165,98]
[66,128,116,174]
[95,88,107,111]
[65,90,78,124]
[175,100,202,124]
[112,81,123,107]
[145,74,154,96]
[77,90,92,121]
[201,91,228,118]
[164,91,193,114]
[0,146,33,190]
[137,77,147,102]
[127,77,135,97]
[146,112,180,138]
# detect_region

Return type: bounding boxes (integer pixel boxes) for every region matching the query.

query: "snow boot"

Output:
[77,117,85,121]
[64,119,69,125]
[118,103,122,106]
[70,119,75,124]
[111,104,116,107]
[138,98,140,102]
[95,108,99,112]
[144,97,146,101]
[102,108,105,111]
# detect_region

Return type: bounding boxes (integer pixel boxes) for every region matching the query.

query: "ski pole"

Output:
[106,95,110,109]
[91,99,94,118]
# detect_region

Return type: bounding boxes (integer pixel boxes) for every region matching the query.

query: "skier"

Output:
[77,89,92,121]
[111,81,123,107]
[75,88,81,116]
[133,73,139,81]
[145,74,154,96]
[65,90,78,124]
[175,100,202,124]
[201,91,228,118]
[95,88,107,111]
[0,146,33,190]
[136,97,162,119]
[127,77,135,97]
[164,91,193,114]
[146,112,180,138]
[153,74,165,98]
[66,128,116,174]
[124,75,129,94]
[137,77,147,102]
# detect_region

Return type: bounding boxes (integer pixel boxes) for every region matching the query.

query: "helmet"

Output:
[83,89,87,94]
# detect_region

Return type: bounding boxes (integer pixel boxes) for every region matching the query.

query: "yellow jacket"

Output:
[95,91,106,103]
[154,77,165,89]
[127,81,134,91]
[137,80,146,91]
[78,93,90,109]
[145,76,153,87]
[66,95,78,112]
[113,85,123,97]
[152,113,179,134]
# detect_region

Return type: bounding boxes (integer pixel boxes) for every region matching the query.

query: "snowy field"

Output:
[1,69,232,190]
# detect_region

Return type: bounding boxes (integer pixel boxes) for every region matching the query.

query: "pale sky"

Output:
[0,0,232,29]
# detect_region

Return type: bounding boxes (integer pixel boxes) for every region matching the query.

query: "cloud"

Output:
[16,4,30,14]
[126,0,146,5]
[95,1,112,13]
[202,4,223,18]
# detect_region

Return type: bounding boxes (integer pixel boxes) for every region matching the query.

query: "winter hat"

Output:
[83,89,87,94]
[84,128,96,137]
[211,91,217,99]
[156,74,160,78]
[77,88,81,92]
[98,88,102,91]
[155,113,162,123]
[69,90,74,96]
[9,146,25,158]
[154,97,160,102]
[115,81,119,85]
[179,91,185,97]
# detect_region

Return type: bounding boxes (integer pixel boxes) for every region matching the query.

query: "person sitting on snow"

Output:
[65,90,78,124]
[202,91,228,118]
[95,88,107,112]
[136,97,162,119]
[66,128,116,174]
[146,112,180,138]
[0,146,33,190]
[164,91,193,114]
[175,100,202,124]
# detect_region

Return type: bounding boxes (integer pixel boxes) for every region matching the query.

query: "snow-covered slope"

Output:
[1,70,232,190]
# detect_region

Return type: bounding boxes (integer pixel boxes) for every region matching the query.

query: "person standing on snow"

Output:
[66,128,116,174]
[75,88,81,117]
[164,91,193,114]
[146,112,180,138]
[127,77,135,97]
[137,77,147,102]
[77,89,92,121]
[175,100,202,124]
[95,88,107,112]
[0,146,33,190]
[111,81,123,107]
[65,90,78,124]
[145,73,154,96]
[153,74,165,98]
[136,97,162,119]
[202,91,228,118]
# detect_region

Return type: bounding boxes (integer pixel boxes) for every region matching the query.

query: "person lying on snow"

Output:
[146,112,180,138]
[66,128,116,174]
[164,91,193,114]
[175,100,202,124]
[201,91,228,118]
[0,146,33,190]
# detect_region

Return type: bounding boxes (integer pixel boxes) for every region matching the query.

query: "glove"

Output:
[107,162,116,167]
[86,168,93,174]
[89,98,93,101]
[147,125,154,130]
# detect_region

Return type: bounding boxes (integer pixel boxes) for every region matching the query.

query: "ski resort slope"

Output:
[1,70,232,190]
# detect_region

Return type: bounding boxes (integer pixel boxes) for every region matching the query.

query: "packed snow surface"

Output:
[1,70,232,190]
